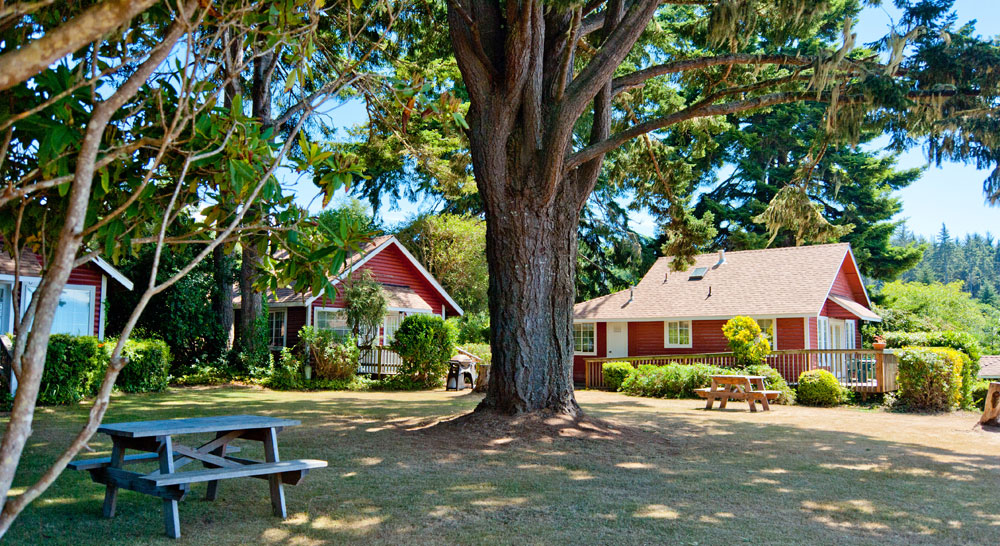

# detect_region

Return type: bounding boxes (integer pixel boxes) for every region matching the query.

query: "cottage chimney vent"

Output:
[716,249,726,266]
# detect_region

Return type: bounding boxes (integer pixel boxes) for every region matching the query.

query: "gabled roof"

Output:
[574,243,876,321]
[238,235,464,316]
[979,356,1000,379]
[0,248,133,290]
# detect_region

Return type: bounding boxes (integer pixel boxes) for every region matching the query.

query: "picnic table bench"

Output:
[694,375,781,412]
[68,415,327,538]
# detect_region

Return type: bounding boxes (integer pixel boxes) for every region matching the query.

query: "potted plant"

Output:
[872,335,887,351]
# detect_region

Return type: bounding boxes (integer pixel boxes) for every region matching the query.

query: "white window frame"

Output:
[754,318,779,350]
[313,307,352,339]
[573,322,597,356]
[268,309,287,350]
[664,320,692,348]
[845,319,856,350]
[16,278,96,337]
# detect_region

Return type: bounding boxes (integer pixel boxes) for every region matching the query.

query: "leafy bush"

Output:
[39,335,108,405]
[796,369,848,406]
[722,316,771,367]
[620,362,731,398]
[116,338,171,393]
[896,347,966,411]
[263,349,303,390]
[449,311,490,344]
[298,326,359,380]
[744,363,796,404]
[368,374,432,391]
[602,361,635,392]
[172,365,230,386]
[971,380,993,411]
[391,314,454,387]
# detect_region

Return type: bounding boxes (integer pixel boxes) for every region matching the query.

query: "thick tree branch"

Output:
[612,54,813,96]
[0,0,159,92]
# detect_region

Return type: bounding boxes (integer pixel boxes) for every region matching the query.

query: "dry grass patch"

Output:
[2,387,999,544]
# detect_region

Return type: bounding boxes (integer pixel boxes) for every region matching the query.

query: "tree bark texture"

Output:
[980,382,1000,427]
[212,246,235,349]
[237,242,263,354]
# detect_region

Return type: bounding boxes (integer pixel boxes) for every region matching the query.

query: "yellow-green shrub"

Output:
[896,347,966,411]
[722,316,771,367]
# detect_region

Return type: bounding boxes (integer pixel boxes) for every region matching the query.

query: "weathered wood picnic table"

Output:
[68,415,327,538]
[695,375,781,412]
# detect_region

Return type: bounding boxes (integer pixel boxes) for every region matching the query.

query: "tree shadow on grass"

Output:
[7,388,1000,545]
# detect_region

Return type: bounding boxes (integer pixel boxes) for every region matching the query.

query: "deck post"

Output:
[585,360,591,389]
[875,349,885,392]
[377,347,383,378]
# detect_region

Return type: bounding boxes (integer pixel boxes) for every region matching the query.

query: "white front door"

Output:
[606,322,628,359]
[829,319,845,349]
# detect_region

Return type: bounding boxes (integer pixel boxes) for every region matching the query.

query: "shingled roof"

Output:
[575,243,875,321]
[979,356,1000,379]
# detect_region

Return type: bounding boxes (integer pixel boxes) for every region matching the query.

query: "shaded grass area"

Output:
[3,387,1000,545]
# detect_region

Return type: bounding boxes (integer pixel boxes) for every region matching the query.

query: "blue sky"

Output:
[293,1,1000,240]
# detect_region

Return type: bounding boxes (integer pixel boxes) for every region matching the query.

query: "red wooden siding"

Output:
[628,321,664,355]
[285,306,306,348]
[311,243,456,316]
[67,262,104,337]
[775,317,805,350]
[829,254,868,303]
[809,317,818,349]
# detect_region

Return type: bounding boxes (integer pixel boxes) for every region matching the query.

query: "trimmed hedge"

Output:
[796,369,848,407]
[744,363,796,405]
[602,361,635,392]
[896,347,967,411]
[39,335,108,405]
[883,331,982,363]
[117,339,171,393]
[620,362,732,399]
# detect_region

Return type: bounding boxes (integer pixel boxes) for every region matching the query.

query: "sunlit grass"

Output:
[2,386,999,544]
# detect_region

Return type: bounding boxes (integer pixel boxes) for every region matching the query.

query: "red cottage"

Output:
[235,235,463,354]
[573,243,881,384]
[1,249,134,340]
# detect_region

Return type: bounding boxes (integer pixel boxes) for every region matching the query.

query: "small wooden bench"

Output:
[148,459,326,487]
[697,375,780,412]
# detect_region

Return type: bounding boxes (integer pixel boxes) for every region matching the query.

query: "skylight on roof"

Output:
[689,267,708,280]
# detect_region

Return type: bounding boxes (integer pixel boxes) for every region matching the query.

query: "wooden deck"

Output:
[584,349,899,393]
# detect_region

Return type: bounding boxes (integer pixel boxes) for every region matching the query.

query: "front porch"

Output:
[583,349,899,393]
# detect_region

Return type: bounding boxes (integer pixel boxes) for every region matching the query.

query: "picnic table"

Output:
[694,375,781,412]
[68,415,327,538]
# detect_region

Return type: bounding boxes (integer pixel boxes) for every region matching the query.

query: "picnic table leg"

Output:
[759,394,770,411]
[205,431,228,501]
[101,440,125,518]
[158,435,181,539]
[263,427,287,518]
[705,379,717,409]
[720,386,734,410]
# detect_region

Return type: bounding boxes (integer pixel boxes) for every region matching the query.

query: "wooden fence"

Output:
[584,348,898,393]
[358,346,403,376]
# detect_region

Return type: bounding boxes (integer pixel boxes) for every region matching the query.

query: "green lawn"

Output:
[3,387,1000,545]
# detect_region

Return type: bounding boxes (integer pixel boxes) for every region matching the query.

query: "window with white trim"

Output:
[315,308,351,339]
[268,309,286,349]
[665,320,691,347]
[755,318,778,350]
[845,319,856,349]
[573,323,596,354]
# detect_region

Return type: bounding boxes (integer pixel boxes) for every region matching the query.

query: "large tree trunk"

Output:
[237,242,263,354]
[212,246,234,349]
[478,184,583,415]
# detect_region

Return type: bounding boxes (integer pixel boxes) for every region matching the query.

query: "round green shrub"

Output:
[391,314,454,387]
[39,335,108,405]
[722,316,771,367]
[796,369,848,407]
[602,361,634,391]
